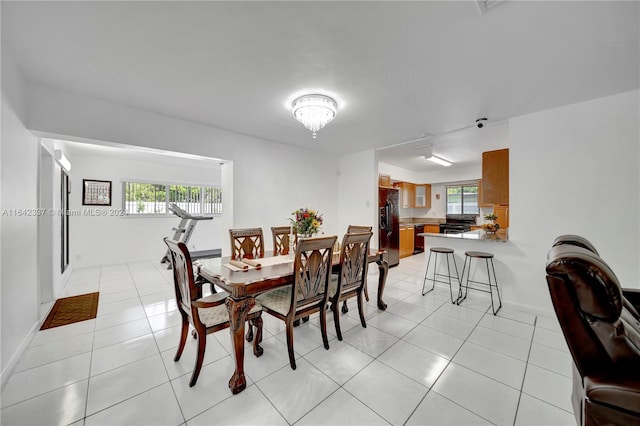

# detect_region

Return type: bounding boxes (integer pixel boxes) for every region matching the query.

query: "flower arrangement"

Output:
[290,207,323,237]
[483,213,500,233]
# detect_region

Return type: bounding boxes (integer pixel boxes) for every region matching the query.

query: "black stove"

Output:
[439,214,476,234]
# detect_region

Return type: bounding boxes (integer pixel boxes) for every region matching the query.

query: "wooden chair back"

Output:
[347,225,373,233]
[335,232,373,298]
[164,237,198,317]
[290,235,338,317]
[229,228,264,260]
[271,226,292,256]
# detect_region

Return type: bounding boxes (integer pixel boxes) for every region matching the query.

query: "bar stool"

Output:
[422,247,460,304]
[458,251,502,315]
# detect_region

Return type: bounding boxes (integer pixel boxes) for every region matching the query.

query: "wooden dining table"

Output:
[196,249,389,394]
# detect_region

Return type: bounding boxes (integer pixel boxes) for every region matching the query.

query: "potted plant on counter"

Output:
[483,213,500,234]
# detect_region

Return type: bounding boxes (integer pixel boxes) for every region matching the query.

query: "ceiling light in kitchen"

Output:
[425,155,452,167]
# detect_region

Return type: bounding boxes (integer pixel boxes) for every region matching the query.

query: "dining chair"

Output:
[229,228,264,260]
[271,226,292,256]
[329,231,373,340]
[344,225,373,304]
[256,235,338,370]
[163,238,264,387]
[347,225,373,233]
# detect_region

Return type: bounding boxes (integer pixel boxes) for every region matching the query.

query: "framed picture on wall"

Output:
[82,179,112,206]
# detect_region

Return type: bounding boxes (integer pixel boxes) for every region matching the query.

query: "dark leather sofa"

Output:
[545,235,640,425]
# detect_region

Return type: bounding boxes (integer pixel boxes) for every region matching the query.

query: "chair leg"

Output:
[251,316,264,357]
[457,256,470,305]
[451,254,462,303]
[285,321,297,370]
[319,304,330,350]
[488,258,502,315]
[245,324,254,342]
[422,251,436,296]
[174,315,189,361]
[357,291,367,328]
[341,300,349,313]
[332,300,344,341]
[189,325,207,387]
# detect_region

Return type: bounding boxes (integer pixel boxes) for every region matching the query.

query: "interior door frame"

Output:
[61,169,70,274]
[38,145,55,310]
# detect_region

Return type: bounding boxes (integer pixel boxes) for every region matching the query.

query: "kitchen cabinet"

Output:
[424,224,440,234]
[378,173,392,187]
[394,182,416,208]
[415,184,432,208]
[399,225,415,258]
[482,149,509,206]
[394,181,432,208]
[493,205,509,230]
[477,180,493,207]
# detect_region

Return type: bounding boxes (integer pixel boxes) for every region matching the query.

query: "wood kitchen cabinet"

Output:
[378,173,392,187]
[399,225,415,258]
[415,184,432,208]
[477,180,493,207]
[424,224,440,234]
[482,149,509,205]
[493,205,509,230]
[394,182,416,208]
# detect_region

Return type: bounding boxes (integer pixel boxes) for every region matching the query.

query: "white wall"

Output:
[509,89,640,309]
[1,48,40,385]
[27,84,341,242]
[385,90,639,313]
[66,150,225,267]
[338,150,377,243]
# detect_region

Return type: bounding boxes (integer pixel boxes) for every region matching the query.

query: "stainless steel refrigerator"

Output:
[378,187,400,267]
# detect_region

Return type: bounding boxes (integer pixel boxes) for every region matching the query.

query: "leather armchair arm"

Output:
[622,288,640,312]
[584,373,640,415]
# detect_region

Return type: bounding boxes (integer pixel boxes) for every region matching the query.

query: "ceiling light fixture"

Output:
[425,155,452,167]
[292,94,337,139]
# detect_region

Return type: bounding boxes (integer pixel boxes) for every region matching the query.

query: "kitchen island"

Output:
[417,229,514,307]
[417,229,508,242]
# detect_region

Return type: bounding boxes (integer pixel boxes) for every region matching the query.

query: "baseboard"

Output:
[0,320,41,391]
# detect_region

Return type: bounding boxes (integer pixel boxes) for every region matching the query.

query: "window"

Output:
[446,184,479,215]
[123,181,222,215]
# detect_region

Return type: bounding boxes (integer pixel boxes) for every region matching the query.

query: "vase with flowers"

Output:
[482,213,500,234]
[290,207,323,239]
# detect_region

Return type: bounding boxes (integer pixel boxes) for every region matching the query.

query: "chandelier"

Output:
[291,94,337,139]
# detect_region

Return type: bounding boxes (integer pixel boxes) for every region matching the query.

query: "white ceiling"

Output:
[3,1,639,171]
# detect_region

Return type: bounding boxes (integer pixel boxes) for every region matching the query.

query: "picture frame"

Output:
[82,179,112,206]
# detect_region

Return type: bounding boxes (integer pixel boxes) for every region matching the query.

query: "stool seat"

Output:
[465,251,494,258]
[431,247,454,254]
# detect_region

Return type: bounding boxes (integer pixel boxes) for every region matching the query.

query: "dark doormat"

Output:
[40,292,100,330]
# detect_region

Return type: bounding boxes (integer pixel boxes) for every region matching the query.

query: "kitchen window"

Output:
[446,184,479,215]
[123,181,222,216]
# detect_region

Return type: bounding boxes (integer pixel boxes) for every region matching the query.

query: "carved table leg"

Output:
[376,255,389,310]
[226,297,253,394]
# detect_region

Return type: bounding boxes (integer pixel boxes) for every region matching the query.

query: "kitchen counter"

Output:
[418,229,508,243]
[400,217,445,225]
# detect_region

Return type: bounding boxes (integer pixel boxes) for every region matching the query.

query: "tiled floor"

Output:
[1,253,576,425]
